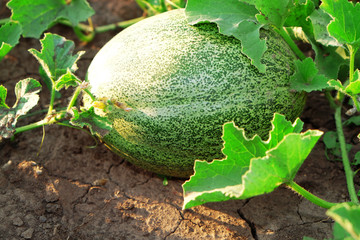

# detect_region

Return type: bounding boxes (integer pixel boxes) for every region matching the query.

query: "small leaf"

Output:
[327,203,360,240]
[182,113,322,209]
[7,0,94,38]
[0,78,41,140]
[344,116,360,126]
[328,79,344,91]
[320,0,360,49]
[323,131,337,149]
[323,131,352,161]
[14,78,42,116]
[55,69,82,91]
[328,70,360,97]
[0,85,9,109]
[185,0,267,72]
[345,70,360,95]
[70,107,112,137]
[0,21,22,61]
[353,152,360,165]
[29,33,84,81]
[290,57,330,92]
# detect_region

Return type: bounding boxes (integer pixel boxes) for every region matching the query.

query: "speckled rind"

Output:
[85,9,306,178]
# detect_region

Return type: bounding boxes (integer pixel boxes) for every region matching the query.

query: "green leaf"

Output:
[323,131,337,149]
[328,70,360,97]
[284,0,315,34]
[55,69,82,91]
[0,85,9,109]
[309,8,341,47]
[29,33,84,81]
[7,0,94,38]
[70,107,112,137]
[323,131,352,161]
[254,0,296,28]
[344,116,360,126]
[332,223,355,240]
[290,57,330,92]
[185,0,267,73]
[182,113,322,209]
[327,203,360,240]
[320,0,360,50]
[353,152,360,165]
[0,21,22,61]
[345,70,360,95]
[310,43,347,79]
[0,78,41,140]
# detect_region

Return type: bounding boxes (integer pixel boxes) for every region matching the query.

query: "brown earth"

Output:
[0,1,359,239]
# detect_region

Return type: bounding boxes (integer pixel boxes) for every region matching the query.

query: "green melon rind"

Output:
[85,9,306,178]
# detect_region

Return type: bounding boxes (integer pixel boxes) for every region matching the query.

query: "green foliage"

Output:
[7,0,94,38]
[323,131,352,161]
[327,203,360,240]
[185,0,266,72]
[290,57,329,92]
[183,114,323,209]
[70,107,112,137]
[0,21,22,60]
[0,79,41,139]
[29,33,84,82]
[320,0,360,51]
[55,69,82,91]
[1,0,360,238]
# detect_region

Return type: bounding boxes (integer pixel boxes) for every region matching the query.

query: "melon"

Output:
[85,9,306,178]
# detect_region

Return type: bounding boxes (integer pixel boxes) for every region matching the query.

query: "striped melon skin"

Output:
[85,9,306,178]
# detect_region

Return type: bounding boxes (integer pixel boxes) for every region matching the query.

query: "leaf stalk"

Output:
[274,27,306,61]
[334,105,359,204]
[66,86,82,111]
[47,82,56,116]
[286,181,338,209]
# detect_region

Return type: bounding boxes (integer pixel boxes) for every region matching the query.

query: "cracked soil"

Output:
[1,0,359,239]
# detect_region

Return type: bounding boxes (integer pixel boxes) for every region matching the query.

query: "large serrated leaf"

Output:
[7,0,94,38]
[308,8,341,47]
[0,21,22,61]
[0,78,41,140]
[185,0,266,72]
[320,0,360,50]
[29,33,84,81]
[182,113,322,209]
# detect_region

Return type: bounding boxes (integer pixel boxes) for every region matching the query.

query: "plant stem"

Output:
[67,86,82,111]
[274,27,307,61]
[47,84,56,115]
[286,181,338,209]
[348,45,356,83]
[83,88,96,101]
[334,105,360,204]
[58,17,145,35]
[347,44,360,111]
[15,119,51,134]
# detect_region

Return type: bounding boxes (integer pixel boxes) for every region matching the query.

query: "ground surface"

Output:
[0,1,359,239]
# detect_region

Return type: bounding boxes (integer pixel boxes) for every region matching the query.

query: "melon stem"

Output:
[274,27,306,61]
